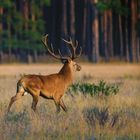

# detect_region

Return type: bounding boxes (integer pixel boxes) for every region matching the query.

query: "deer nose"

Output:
[77,65,81,71]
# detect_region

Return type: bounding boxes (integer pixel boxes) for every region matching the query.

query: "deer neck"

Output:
[59,63,73,85]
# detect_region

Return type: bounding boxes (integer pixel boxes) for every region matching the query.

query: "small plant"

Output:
[5,108,30,125]
[68,80,119,96]
[83,107,109,127]
[83,107,119,128]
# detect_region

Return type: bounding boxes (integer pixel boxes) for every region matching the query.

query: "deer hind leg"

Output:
[27,87,40,112]
[31,95,39,112]
[7,85,25,112]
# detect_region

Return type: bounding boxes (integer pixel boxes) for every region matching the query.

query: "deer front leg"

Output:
[54,97,67,113]
[54,100,61,113]
[60,99,67,112]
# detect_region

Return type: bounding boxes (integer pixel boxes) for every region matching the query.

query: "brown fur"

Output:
[7,60,81,113]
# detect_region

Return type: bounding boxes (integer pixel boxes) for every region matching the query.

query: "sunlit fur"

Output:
[7,59,81,113]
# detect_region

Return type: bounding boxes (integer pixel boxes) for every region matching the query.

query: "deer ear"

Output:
[67,59,71,63]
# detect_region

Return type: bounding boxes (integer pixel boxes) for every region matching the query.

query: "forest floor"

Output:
[0,63,140,140]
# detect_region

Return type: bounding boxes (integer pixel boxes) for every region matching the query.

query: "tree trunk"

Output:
[31,1,38,62]
[0,51,4,63]
[119,15,123,60]
[131,0,137,62]
[136,37,140,62]
[7,15,12,62]
[62,0,67,36]
[23,0,29,30]
[136,0,139,62]
[125,14,129,62]
[27,53,33,64]
[61,0,68,55]
[83,0,87,51]
[108,10,113,57]
[70,0,75,39]
[0,7,3,63]
[0,7,3,30]
[86,0,92,61]
[23,0,30,63]
[92,0,99,62]
[136,0,140,62]
[33,50,38,63]
[51,0,57,44]
[31,1,36,31]
[126,0,133,62]
[103,11,109,62]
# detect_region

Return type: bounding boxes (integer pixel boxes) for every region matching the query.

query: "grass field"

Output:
[0,63,140,140]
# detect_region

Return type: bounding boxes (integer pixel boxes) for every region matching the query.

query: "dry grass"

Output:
[0,64,140,140]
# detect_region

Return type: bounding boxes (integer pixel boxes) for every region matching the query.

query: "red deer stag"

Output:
[7,34,82,113]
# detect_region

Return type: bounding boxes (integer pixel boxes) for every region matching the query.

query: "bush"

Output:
[83,107,119,128]
[5,108,30,125]
[68,80,119,96]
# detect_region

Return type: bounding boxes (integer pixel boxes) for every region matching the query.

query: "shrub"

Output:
[5,108,30,125]
[68,80,119,96]
[83,107,119,128]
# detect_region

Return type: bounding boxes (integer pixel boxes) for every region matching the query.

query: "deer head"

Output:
[42,34,82,72]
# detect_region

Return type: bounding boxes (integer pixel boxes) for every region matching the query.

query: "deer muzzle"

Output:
[76,64,81,71]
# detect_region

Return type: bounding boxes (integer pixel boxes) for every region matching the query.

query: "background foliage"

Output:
[0,0,140,63]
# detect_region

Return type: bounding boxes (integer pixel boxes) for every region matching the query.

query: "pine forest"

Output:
[0,0,140,63]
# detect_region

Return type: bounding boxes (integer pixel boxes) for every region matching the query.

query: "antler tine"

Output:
[50,43,54,53]
[61,38,71,45]
[62,37,75,59]
[62,37,82,60]
[69,37,76,51]
[42,34,68,60]
[69,37,73,45]
[75,40,78,48]
[67,48,73,58]
[74,46,82,59]
[58,49,63,58]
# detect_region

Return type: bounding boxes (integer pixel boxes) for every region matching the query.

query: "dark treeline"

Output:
[0,0,140,63]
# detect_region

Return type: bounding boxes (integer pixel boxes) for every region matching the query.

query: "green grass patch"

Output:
[69,80,119,96]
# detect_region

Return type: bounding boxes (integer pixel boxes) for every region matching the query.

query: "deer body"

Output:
[8,35,81,113]
[19,62,73,98]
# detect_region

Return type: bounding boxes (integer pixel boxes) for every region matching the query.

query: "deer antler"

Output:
[42,34,69,61]
[62,37,82,60]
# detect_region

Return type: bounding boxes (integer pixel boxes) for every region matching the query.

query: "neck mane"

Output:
[59,63,73,85]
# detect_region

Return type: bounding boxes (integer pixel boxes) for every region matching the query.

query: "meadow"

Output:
[0,63,140,140]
